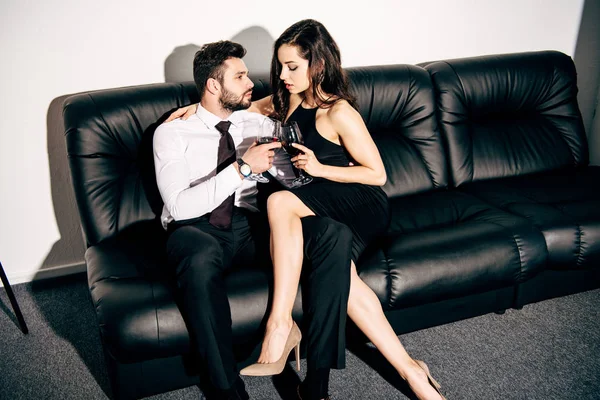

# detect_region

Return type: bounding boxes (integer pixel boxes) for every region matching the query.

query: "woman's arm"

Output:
[164,104,198,122]
[164,95,274,123]
[292,101,387,186]
[248,95,274,116]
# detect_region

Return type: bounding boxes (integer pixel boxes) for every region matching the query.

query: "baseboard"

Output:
[0,262,86,287]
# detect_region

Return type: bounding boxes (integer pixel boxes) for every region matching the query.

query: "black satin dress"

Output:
[287,105,390,262]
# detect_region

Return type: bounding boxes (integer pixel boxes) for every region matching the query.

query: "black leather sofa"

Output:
[63,50,600,399]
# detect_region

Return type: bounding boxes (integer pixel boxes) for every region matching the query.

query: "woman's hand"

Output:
[164,104,199,123]
[290,143,325,177]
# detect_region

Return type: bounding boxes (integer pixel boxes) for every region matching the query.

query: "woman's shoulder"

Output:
[324,99,360,123]
[320,98,367,138]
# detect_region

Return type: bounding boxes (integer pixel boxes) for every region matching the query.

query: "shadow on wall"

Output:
[39,95,87,273]
[164,25,275,83]
[27,94,111,396]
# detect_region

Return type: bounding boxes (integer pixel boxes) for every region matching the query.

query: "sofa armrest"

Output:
[86,221,190,363]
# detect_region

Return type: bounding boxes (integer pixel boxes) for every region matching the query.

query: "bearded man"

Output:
[153,41,352,400]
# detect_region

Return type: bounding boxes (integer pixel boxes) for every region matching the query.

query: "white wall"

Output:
[0,0,585,285]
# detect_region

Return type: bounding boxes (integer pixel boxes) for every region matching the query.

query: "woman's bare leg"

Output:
[347,261,444,400]
[257,191,314,364]
[256,190,443,398]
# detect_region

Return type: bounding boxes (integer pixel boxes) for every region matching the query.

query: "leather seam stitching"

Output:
[468,216,526,282]
[410,67,439,189]
[149,280,161,350]
[86,93,124,235]
[385,248,394,310]
[575,223,583,267]
[511,234,525,282]
[440,61,474,185]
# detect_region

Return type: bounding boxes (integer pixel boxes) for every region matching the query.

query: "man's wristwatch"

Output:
[237,158,252,178]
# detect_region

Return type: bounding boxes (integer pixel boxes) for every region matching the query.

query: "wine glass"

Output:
[256,117,281,146]
[243,117,280,183]
[279,121,313,187]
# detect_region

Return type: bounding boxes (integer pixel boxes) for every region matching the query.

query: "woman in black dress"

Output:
[167,19,445,400]
[244,20,445,400]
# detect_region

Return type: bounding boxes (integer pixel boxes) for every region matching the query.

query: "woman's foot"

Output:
[401,359,445,400]
[240,321,302,376]
[257,318,294,364]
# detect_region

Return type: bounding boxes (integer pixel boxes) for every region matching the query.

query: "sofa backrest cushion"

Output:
[425,51,587,187]
[64,83,198,246]
[65,65,443,245]
[63,80,271,246]
[347,65,447,198]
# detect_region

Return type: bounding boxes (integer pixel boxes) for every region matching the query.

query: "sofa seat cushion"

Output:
[87,221,281,364]
[358,190,547,309]
[461,166,600,270]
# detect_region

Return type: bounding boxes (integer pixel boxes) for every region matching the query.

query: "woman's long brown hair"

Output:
[270,19,357,121]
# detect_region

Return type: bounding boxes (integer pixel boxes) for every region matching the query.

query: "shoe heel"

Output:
[294,343,301,371]
[416,360,445,399]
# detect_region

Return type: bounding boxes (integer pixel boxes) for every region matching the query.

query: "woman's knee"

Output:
[266,190,294,212]
[267,191,312,218]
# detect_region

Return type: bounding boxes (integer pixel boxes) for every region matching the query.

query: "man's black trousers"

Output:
[166,208,352,393]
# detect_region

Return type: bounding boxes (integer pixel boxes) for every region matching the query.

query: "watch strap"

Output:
[237,158,252,177]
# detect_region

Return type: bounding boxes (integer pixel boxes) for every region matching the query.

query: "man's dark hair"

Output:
[193,41,246,101]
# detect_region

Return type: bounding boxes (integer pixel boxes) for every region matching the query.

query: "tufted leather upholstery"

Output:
[360,190,547,310]
[424,52,600,273]
[64,51,599,399]
[425,51,587,186]
[347,65,448,197]
[348,65,547,311]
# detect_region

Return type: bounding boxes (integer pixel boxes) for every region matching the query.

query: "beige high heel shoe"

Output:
[240,322,302,376]
[415,360,447,400]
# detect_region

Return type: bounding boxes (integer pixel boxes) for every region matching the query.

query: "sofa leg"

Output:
[494,309,506,315]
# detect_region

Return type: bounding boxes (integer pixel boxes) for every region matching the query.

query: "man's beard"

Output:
[220,86,252,112]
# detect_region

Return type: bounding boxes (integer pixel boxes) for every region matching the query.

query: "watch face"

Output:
[240,163,252,177]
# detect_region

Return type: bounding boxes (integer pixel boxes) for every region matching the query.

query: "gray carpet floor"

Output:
[1,273,599,400]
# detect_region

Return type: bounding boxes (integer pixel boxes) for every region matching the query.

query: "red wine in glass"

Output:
[258,136,280,145]
[280,121,313,186]
[249,118,281,183]
[282,142,301,156]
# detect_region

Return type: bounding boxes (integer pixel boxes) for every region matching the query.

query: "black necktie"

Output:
[209,120,236,229]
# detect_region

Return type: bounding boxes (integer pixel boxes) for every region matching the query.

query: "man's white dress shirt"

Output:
[153,105,265,229]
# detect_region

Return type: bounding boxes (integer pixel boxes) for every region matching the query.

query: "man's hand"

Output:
[242,141,281,174]
[164,104,199,123]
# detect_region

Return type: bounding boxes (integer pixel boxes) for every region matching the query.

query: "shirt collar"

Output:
[196,104,247,130]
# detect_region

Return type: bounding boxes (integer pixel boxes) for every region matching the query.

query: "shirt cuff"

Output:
[221,163,243,193]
